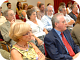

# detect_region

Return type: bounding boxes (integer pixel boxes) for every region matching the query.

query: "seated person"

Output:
[7,2,11,9]
[21,3,28,20]
[44,13,80,60]
[37,3,45,20]
[68,4,78,22]
[41,5,54,32]
[16,1,22,19]
[58,5,75,32]
[0,9,16,46]
[9,22,45,60]
[71,13,80,48]
[0,6,7,26]
[26,9,48,54]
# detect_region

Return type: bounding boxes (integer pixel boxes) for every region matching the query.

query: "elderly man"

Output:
[44,13,80,60]
[0,9,16,46]
[41,5,54,31]
[58,5,75,32]
[68,4,78,22]
[37,3,45,20]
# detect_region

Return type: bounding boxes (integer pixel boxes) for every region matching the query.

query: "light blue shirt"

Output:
[54,29,69,54]
[41,15,52,31]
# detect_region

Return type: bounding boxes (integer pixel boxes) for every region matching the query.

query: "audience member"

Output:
[47,3,51,6]
[44,13,80,60]
[71,13,80,48]
[66,1,72,14]
[16,1,22,19]
[9,22,45,60]
[68,4,78,22]
[58,5,75,32]
[41,5,54,32]
[7,2,11,9]
[37,3,45,20]
[0,6,7,26]
[34,1,41,12]
[27,5,34,10]
[58,2,66,13]
[0,9,16,46]
[26,9,48,54]
[22,3,28,18]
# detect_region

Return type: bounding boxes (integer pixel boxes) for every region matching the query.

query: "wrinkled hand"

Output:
[37,39,43,46]
[73,52,80,59]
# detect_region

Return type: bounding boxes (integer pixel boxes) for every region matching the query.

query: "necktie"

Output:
[61,32,75,57]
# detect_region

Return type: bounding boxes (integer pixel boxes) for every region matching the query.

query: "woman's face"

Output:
[21,30,32,42]
[25,5,28,10]
[18,2,22,7]
[30,12,36,20]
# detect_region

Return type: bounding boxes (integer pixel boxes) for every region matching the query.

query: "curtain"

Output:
[54,0,73,13]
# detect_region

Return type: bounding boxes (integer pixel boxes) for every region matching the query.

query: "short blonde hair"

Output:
[9,22,31,42]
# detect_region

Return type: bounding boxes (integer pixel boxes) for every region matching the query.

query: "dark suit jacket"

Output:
[44,29,80,60]
[68,12,77,21]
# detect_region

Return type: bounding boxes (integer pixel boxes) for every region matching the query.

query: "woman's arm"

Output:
[21,11,26,17]
[11,49,23,60]
[30,42,45,60]
[43,28,48,34]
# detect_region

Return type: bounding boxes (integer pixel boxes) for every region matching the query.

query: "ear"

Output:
[55,22,58,27]
[5,16,8,20]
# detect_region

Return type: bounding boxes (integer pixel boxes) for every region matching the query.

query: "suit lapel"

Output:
[52,29,66,50]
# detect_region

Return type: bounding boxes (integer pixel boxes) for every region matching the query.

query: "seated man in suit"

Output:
[44,13,80,60]
[0,9,16,46]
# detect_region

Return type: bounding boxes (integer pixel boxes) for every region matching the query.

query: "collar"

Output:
[72,11,78,17]
[54,28,61,36]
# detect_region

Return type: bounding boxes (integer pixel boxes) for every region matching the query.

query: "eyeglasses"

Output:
[23,30,32,36]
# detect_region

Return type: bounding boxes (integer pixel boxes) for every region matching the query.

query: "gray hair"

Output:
[45,5,54,15]
[51,13,64,28]
[27,8,36,19]
[3,9,12,17]
[71,4,77,10]
[58,5,66,12]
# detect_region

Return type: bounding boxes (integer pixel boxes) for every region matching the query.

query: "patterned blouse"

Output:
[11,42,38,60]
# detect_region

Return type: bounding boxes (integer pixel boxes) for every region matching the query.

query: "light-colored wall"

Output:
[1,0,45,13]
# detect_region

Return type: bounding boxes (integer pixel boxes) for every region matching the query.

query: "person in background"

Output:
[34,1,41,12]
[58,2,66,13]
[41,5,54,32]
[0,9,16,46]
[44,13,80,60]
[37,3,45,20]
[26,9,48,54]
[58,5,75,32]
[68,4,78,22]
[47,3,51,6]
[0,6,7,26]
[66,1,72,14]
[22,3,28,18]
[9,22,45,60]
[16,1,22,19]
[71,13,80,48]
[7,2,11,9]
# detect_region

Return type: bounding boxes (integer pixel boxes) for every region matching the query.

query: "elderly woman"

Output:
[9,22,45,60]
[26,9,48,54]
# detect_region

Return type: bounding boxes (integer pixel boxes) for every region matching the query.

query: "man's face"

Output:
[55,15,67,32]
[6,10,15,22]
[7,4,11,9]
[61,8,66,16]
[40,5,45,12]
[47,7,53,16]
[73,5,78,13]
